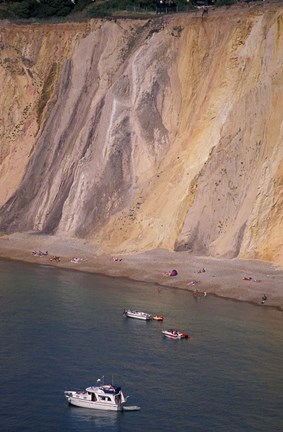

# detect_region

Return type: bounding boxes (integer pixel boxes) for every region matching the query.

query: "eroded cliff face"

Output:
[0,4,282,265]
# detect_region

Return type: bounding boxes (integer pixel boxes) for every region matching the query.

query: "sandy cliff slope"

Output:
[0,4,282,266]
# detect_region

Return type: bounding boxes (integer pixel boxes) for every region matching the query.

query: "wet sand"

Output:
[0,233,282,310]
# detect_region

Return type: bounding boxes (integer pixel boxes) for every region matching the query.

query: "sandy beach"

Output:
[0,233,282,310]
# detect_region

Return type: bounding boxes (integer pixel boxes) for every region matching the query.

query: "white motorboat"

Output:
[64,383,140,411]
[123,309,152,320]
[162,329,189,340]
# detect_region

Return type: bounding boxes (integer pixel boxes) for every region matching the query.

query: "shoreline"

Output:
[0,233,282,311]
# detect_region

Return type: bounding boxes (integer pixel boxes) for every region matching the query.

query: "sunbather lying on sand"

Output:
[187,280,200,286]
[163,269,178,277]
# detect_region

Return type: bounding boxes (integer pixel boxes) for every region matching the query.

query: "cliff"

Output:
[0,3,282,266]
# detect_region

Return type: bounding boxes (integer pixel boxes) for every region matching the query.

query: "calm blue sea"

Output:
[0,259,282,432]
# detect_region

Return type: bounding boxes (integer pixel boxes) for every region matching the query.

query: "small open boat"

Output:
[162,329,189,340]
[152,315,164,321]
[123,309,152,321]
[123,405,141,411]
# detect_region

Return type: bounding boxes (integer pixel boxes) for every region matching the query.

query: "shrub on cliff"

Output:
[87,0,138,17]
[11,0,75,19]
[10,0,37,19]
[215,0,236,6]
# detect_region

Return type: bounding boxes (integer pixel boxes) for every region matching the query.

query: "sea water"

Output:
[0,259,282,432]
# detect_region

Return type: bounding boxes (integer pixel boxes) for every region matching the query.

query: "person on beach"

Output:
[163,269,178,277]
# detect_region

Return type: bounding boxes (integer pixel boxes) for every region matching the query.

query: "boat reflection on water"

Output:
[68,407,119,429]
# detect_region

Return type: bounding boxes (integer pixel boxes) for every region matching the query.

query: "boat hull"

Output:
[66,396,123,411]
[162,330,189,340]
[163,333,182,339]
[126,314,150,320]
[123,310,152,320]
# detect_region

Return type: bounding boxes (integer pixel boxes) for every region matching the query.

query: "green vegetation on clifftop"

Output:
[0,0,235,21]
